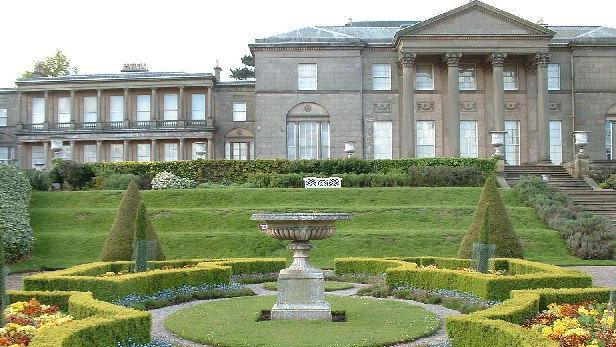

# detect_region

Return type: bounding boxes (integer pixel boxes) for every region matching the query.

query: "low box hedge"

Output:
[8,290,150,347]
[445,287,612,347]
[24,258,286,302]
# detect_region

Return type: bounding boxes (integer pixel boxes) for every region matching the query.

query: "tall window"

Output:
[0,147,10,164]
[137,144,150,162]
[416,121,436,158]
[287,121,330,159]
[505,120,520,165]
[110,144,124,162]
[32,98,45,124]
[0,109,7,126]
[83,96,98,123]
[163,94,178,120]
[191,94,206,120]
[225,142,254,160]
[57,97,70,124]
[31,145,45,169]
[548,64,561,91]
[372,64,391,91]
[163,143,178,161]
[298,63,317,91]
[549,120,562,165]
[233,102,247,121]
[607,121,614,160]
[373,121,392,159]
[109,96,124,123]
[415,64,434,90]
[83,144,97,163]
[136,95,151,121]
[460,120,478,158]
[192,142,207,160]
[459,64,477,91]
[503,64,519,91]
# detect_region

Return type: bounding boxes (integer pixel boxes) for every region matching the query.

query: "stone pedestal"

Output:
[573,154,590,179]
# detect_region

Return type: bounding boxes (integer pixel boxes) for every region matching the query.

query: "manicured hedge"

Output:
[24,258,286,302]
[334,257,592,301]
[8,290,150,347]
[334,257,413,275]
[446,287,612,347]
[0,165,34,262]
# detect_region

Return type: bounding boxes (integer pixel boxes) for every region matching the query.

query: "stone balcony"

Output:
[16,119,215,135]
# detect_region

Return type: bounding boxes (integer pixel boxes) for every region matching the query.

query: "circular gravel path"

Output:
[568,266,616,287]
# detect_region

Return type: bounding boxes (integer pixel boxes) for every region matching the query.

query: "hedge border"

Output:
[24,258,286,302]
[334,257,592,301]
[8,290,150,347]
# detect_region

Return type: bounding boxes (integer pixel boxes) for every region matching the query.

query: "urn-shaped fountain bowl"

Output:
[251,213,352,241]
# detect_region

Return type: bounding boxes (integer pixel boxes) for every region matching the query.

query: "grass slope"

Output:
[15,187,616,271]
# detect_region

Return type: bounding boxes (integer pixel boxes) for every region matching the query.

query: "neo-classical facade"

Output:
[1,1,615,169]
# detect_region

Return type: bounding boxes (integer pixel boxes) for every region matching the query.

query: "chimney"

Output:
[32,63,45,78]
[214,60,222,81]
[121,63,148,72]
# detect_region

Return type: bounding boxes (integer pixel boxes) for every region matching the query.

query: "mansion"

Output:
[1,0,616,169]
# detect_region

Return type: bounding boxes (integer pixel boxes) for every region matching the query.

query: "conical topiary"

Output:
[100,181,165,261]
[458,176,524,259]
[133,201,152,272]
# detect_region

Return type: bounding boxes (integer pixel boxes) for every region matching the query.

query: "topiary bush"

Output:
[100,174,141,191]
[133,202,151,273]
[151,171,197,190]
[459,176,523,259]
[0,165,34,262]
[100,182,165,261]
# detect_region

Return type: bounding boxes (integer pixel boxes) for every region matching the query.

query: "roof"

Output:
[16,71,215,84]
[0,88,17,94]
[548,26,616,45]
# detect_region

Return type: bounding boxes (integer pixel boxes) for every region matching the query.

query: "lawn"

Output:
[14,187,616,271]
[262,281,354,292]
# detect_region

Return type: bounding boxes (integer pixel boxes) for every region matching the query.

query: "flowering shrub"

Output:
[0,298,74,346]
[151,171,197,190]
[523,301,616,347]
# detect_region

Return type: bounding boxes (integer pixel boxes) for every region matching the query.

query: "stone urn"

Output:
[251,213,352,320]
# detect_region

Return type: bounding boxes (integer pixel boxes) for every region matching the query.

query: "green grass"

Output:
[15,187,616,272]
[164,296,440,347]
[262,281,355,292]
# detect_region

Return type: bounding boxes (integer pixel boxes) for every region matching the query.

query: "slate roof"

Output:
[17,71,215,84]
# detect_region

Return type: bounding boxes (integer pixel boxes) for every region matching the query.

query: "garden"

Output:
[0,158,615,346]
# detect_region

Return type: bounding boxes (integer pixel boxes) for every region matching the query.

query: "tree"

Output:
[100,182,165,261]
[22,50,78,78]
[133,202,151,272]
[230,54,255,80]
[458,176,524,259]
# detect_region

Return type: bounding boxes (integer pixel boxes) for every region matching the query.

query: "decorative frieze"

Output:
[398,51,416,68]
[534,52,550,67]
[373,103,391,113]
[504,102,520,111]
[445,53,462,67]
[416,101,434,112]
[489,53,507,67]
[549,102,562,111]
[460,102,477,112]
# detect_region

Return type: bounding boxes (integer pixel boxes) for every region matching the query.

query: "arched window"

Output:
[224,128,255,160]
[286,102,330,160]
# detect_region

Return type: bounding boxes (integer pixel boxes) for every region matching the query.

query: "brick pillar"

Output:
[445,53,462,157]
[399,50,416,158]
[536,53,551,163]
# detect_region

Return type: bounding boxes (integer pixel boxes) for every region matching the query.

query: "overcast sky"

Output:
[2,0,615,87]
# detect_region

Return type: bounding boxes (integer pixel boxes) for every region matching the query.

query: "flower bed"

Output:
[1,299,73,346]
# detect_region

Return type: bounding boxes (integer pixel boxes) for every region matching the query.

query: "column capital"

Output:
[444,53,462,67]
[43,90,49,97]
[526,59,538,74]
[151,138,157,143]
[398,51,416,68]
[123,139,129,144]
[124,88,130,94]
[178,86,185,91]
[69,89,76,96]
[534,52,550,67]
[488,53,507,67]
[151,87,158,92]
[69,140,76,145]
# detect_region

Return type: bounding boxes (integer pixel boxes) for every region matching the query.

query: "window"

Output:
[192,142,207,160]
[607,121,614,160]
[32,98,45,124]
[460,120,478,158]
[83,144,97,163]
[416,121,436,158]
[373,121,392,159]
[163,143,178,161]
[109,96,124,123]
[287,121,330,159]
[505,120,520,165]
[110,144,124,162]
[233,102,247,122]
[459,64,477,91]
[57,97,70,124]
[163,94,178,120]
[0,147,10,164]
[549,120,563,165]
[137,95,151,121]
[372,64,391,91]
[191,94,206,120]
[58,145,71,160]
[503,64,519,91]
[137,144,150,162]
[415,64,434,90]
[548,64,560,91]
[298,63,317,91]
[0,109,7,126]
[83,96,97,123]
[31,145,45,170]
[225,142,254,160]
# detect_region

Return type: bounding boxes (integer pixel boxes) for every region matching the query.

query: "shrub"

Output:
[407,165,485,186]
[24,169,51,191]
[100,174,141,190]
[0,165,34,262]
[100,182,165,261]
[151,171,197,190]
[50,160,96,190]
[459,176,523,259]
[599,174,616,189]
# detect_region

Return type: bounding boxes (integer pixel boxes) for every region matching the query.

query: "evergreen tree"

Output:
[230,54,255,80]
[133,202,150,272]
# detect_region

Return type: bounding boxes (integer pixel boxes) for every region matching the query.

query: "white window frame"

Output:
[0,146,11,164]
[0,109,7,127]
[372,64,392,91]
[137,144,150,162]
[109,96,124,123]
[416,120,436,158]
[163,94,178,121]
[549,120,563,165]
[191,94,206,120]
[548,64,561,91]
[415,64,434,91]
[606,121,614,160]
[373,121,393,159]
[110,144,124,162]
[32,97,45,124]
[136,95,151,121]
[232,102,247,122]
[31,145,45,170]
[460,120,478,158]
[83,96,98,123]
[298,63,317,91]
[503,64,519,91]
[505,120,521,165]
[459,64,477,91]
[163,143,179,161]
[287,121,330,160]
[57,97,71,124]
[192,142,207,160]
[83,144,97,163]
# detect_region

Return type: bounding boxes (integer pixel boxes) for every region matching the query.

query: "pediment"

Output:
[398,1,554,37]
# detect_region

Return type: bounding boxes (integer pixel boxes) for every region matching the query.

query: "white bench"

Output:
[303,177,342,189]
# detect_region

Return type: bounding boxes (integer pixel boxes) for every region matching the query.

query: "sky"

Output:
[1,0,615,87]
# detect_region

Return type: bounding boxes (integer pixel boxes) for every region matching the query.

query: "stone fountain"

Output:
[251,212,352,320]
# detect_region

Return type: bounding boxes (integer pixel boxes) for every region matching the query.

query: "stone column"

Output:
[43,91,50,128]
[536,53,551,163]
[17,92,23,128]
[206,88,213,118]
[123,140,130,161]
[69,90,76,129]
[445,53,462,157]
[96,140,103,162]
[150,139,158,161]
[16,144,23,169]
[96,89,103,122]
[69,141,76,161]
[207,138,214,159]
[178,86,185,122]
[612,121,616,160]
[179,139,185,160]
[399,50,416,158]
[151,88,158,122]
[43,141,49,169]
[123,88,130,126]
[490,53,507,132]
